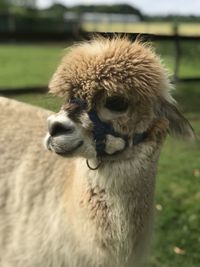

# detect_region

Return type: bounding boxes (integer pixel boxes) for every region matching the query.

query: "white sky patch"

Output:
[82,0,95,4]
[37,0,200,15]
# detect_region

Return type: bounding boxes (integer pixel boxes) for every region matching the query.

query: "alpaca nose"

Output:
[48,114,75,137]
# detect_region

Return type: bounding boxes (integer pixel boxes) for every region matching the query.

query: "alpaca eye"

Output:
[104,96,129,112]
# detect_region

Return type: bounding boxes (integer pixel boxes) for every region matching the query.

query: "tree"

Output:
[0,0,10,12]
[70,4,143,18]
[9,0,36,9]
[44,3,68,17]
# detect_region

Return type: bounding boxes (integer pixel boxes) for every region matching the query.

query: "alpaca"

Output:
[0,37,194,267]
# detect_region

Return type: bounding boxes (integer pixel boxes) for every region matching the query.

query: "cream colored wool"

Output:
[0,37,194,267]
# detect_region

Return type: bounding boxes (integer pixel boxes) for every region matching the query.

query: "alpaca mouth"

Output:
[46,136,83,155]
[55,141,84,155]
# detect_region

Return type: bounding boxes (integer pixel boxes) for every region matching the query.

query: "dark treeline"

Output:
[0,2,142,16]
[39,3,143,19]
[68,4,142,15]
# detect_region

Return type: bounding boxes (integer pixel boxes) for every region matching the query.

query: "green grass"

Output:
[8,93,64,112]
[1,43,200,267]
[149,82,200,266]
[0,43,67,88]
[150,134,200,267]
[154,41,200,78]
[174,83,200,114]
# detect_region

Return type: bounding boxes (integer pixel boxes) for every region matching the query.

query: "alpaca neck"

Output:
[66,156,157,266]
[71,156,158,211]
[75,154,157,193]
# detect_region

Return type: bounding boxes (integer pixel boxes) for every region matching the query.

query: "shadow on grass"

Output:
[5,93,64,113]
[175,82,200,114]
[2,81,200,114]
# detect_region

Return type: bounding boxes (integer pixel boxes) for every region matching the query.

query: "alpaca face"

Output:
[45,91,155,160]
[44,37,194,160]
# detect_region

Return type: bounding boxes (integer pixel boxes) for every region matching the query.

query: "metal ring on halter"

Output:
[86,158,102,170]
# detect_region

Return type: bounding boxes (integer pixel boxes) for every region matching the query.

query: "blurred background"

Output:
[0,1,200,266]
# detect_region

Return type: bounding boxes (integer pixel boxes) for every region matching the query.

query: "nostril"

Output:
[49,122,74,137]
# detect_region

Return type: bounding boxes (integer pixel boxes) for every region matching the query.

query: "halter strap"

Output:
[88,110,148,157]
[133,131,149,145]
[70,97,148,157]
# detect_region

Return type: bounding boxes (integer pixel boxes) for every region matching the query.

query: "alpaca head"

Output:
[44,37,194,162]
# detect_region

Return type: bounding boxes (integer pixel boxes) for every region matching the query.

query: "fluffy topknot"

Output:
[49,36,173,108]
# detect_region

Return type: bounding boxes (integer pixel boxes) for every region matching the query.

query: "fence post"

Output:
[8,14,15,33]
[173,23,181,82]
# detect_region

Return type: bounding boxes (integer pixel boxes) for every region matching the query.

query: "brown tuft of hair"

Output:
[49,36,172,108]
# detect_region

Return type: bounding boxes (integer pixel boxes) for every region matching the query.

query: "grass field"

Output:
[0,42,200,267]
[0,43,67,88]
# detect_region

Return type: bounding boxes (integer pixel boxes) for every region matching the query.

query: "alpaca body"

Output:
[0,97,158,267]
[0,37,193,267]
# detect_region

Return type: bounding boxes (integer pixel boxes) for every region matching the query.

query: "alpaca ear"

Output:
[155,98,195,140]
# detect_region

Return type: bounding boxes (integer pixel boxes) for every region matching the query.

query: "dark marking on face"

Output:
[62,102,84,122]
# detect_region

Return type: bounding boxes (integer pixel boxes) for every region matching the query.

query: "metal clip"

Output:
[86,158,102,170]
